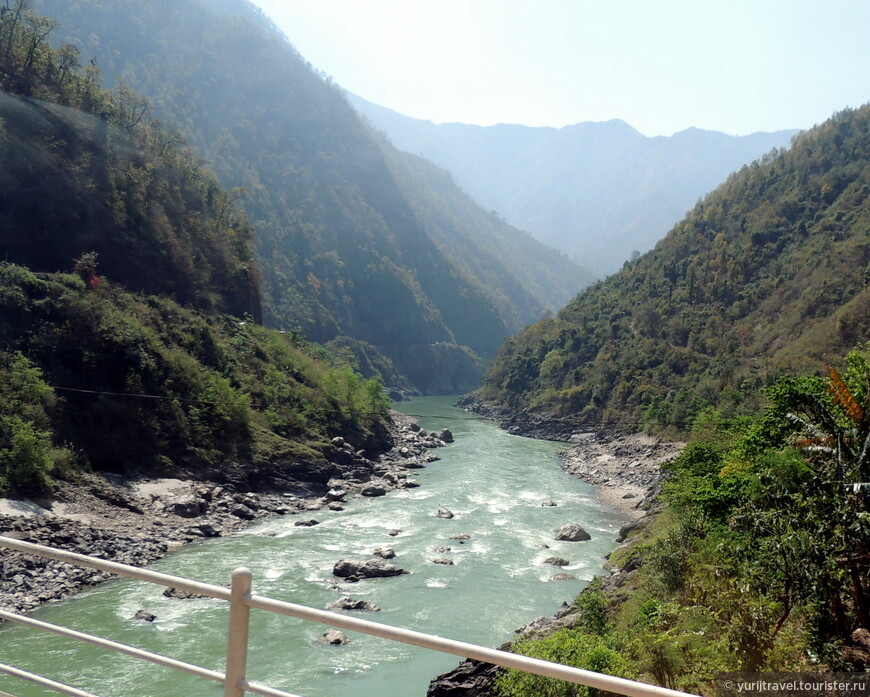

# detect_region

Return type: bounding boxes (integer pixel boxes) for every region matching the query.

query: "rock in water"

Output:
[332,559,409,579]
[319,629,351,645]
[163,587,209,600]
[327,596,381,612]
[553,523,591,542]
[436,505,454,519]
[438,428,454,443]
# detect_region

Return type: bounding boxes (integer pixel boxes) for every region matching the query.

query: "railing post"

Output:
[224,567,253,697]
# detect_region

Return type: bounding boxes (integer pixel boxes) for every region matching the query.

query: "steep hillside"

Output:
[0,91,262,321]
[476,105,870,429]
[0,7,390,495]
[376,143,595,325]
[351,94,797,275]
[0,265,390,492]
[33,0,591,393]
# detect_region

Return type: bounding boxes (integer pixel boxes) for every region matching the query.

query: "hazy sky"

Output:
[248,0,869,137]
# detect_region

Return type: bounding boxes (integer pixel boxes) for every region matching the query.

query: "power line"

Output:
[7,382,385,416]
[7,382,694,427]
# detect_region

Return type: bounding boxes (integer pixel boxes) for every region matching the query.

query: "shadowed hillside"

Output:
[0,4,390,495]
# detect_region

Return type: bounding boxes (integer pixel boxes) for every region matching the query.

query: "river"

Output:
[0,396,629,697]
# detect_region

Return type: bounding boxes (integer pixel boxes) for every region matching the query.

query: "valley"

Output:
[0,1,868,695]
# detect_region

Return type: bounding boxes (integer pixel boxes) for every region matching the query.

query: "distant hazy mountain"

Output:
[34,0,592,393]
[349,94,798,275]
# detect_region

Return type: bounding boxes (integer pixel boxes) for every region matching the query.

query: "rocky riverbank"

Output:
[559,431,685,517]
[0,412,451,616]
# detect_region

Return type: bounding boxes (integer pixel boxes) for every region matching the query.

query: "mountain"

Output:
[0,8,390,494]
[32,0,593,394]
[475,105,870,429]
[350,94,799,276]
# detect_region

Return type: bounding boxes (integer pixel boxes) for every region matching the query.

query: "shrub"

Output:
[495,629,635,697]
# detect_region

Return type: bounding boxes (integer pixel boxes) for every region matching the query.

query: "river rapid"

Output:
[0,396,629,697]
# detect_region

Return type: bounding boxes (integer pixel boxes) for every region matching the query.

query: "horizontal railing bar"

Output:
[246,594,698,697]
[0,609,225,684]
[0,662,103,697]
[0,535,231,601]
[0,536,700,697]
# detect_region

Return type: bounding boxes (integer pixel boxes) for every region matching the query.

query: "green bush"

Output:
[0,417,53,494]
[0,352,56,494]
[495,629,635,697]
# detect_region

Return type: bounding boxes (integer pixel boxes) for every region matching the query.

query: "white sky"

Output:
[248,0,870,137]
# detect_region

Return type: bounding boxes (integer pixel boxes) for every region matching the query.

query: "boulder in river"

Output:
[543,557,570,567]
[549,573,577,581]
[373,547,396,559]
[133,609,156,622]
[333,559,409,580]
[319,629,351,645]
[436,505,454,519]
[553,523,591,542]
[163,587,209,600]
[327,596,381,612]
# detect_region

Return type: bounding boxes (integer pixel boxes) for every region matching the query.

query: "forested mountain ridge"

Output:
[0,5,390,495]
[476,105,870,429]
[32,0,591,393]
[351,93,798,276]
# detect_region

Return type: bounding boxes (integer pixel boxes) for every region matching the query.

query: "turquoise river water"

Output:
[0,396,629,697]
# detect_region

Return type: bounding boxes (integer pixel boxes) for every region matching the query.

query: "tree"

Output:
[73,251,101,289]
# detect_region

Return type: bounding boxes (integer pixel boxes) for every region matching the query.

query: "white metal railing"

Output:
[0,535,699,697]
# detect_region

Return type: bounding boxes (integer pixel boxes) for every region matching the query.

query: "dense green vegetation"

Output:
[498,349,870,694]
[478,105,870,429]
[0,263,390,495]
[32,0,590,393]
[0,4,390,495]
